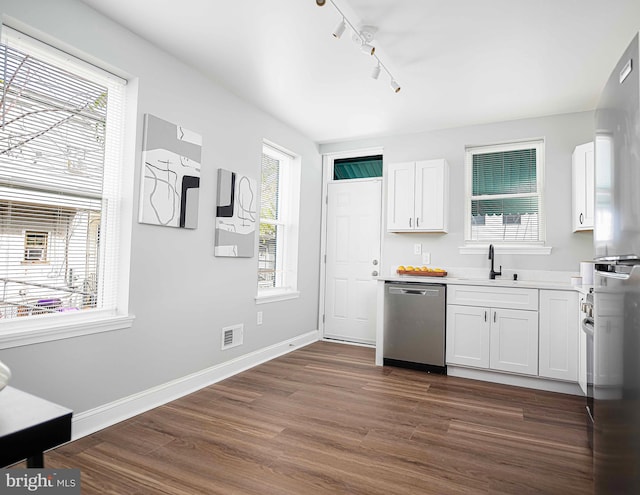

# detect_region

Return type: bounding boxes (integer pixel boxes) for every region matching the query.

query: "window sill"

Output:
[459,244,552,255]
[0,311,135,350]
[255,290,300,305]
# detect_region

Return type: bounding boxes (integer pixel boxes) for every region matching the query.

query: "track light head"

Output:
[371,63,381,80]
[390,79,401,93]
[360,42,375,56]
[316,0,326,6]
[332,19,346,39]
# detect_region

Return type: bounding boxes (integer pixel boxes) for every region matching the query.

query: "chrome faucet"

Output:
[488,244,502,280]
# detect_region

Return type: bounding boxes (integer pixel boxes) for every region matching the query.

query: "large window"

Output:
[465,140,545,245]
[0,27,128,329]
[257,143,300,300]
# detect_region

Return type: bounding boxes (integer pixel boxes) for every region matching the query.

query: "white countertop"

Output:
[379,274,590,292]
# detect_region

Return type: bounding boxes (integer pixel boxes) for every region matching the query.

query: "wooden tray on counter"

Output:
[396,269,447,277]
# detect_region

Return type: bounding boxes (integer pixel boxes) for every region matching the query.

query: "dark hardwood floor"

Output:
[36,341,592,494]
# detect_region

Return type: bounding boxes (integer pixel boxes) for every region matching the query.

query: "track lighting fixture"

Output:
[332,19,346,39]
[360,42,375,56]
[316,0,401,93]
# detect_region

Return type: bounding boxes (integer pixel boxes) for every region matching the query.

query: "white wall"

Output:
[0,0,322,413]
[320,111,595,277]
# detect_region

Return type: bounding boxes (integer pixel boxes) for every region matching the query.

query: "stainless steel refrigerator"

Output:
[593,31,640,494]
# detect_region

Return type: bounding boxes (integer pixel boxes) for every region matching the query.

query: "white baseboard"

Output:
[72,330,319,440]
[321,337,375,348]
[447,365,583,396]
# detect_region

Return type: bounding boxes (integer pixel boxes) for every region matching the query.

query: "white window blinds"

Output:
[0,27,126,321]
[259,147,284,289]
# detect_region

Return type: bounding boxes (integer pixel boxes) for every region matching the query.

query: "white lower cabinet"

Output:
[489,308,539,375]
[539,290,579,381]
[446,285,540,377]
[447,285,581,383]
[446,305,490,368]
[447,304,538,375]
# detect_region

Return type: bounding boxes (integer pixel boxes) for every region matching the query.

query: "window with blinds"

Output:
[0,27,126,322]
[333,155,382,180]
[258,143,299,294]
[466,140,544,243]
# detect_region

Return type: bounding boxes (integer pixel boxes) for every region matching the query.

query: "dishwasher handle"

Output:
[388,287,441,296]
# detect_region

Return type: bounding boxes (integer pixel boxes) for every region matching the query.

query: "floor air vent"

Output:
[221,324,243,350]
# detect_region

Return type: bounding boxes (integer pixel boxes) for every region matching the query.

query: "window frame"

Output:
[0,26,134,349]
[461,139,551,255]
[23,230,49,263]
[256,141,301,304]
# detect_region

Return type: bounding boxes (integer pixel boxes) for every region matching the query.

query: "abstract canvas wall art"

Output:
[215,168,257,257]
[139,114,202,228]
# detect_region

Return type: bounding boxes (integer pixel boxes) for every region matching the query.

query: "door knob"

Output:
[372,270,379,277]
[372,259,379,265]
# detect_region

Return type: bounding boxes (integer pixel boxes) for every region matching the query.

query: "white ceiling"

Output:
[80,0,640,144]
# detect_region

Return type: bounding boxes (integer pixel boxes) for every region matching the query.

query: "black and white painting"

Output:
[215,168,256,257]
[139,114,202,228]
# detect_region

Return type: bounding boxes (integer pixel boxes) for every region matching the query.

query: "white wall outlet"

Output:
[257,311,263,325]
[422,252,431,265]
[413,243,422,255]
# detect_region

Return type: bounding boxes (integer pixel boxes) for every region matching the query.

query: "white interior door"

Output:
[323,179,381,345]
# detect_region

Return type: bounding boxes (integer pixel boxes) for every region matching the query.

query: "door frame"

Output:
[318,147,385,342]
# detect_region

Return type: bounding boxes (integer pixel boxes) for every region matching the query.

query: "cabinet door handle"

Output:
[416,217,420,227]
[494,311,497,323]
[484,310,487,322]
[579,212,584,224]
[409,217,412,228]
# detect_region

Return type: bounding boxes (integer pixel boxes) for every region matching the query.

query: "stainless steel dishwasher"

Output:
[383,281,446,373]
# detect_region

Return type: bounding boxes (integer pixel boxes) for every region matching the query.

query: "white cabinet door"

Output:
[572,142,594,232]
[539,290,579,381]
[490,308,539,375]
[386,162,414,230]
[446,304,490,368]
[415,159,448,232]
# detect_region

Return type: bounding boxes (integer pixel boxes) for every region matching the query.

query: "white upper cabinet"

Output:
[387,159,448,232]
[572,142,594,232]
